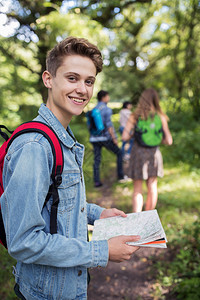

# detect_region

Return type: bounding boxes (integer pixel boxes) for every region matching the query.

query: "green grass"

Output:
[0,248,16,299]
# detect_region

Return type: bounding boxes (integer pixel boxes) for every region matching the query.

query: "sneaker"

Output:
[118,175,132,183]
[94,182,103,188]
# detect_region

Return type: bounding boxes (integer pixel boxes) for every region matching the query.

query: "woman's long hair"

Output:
[133,88,167,121]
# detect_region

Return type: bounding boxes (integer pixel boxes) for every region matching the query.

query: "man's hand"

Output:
[100,208,127,219]
[112,137,118,146]
[108,127,118,145]
[100,209,140,262]
[108,235,140,263]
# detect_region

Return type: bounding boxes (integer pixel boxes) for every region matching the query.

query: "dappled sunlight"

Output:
[115,186,132,197]
[159,167,200,193]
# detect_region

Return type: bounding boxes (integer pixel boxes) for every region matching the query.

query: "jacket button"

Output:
[81,207,84,212]
[78,270,82,276]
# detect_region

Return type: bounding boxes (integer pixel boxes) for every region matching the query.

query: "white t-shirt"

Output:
[119,108,132,127]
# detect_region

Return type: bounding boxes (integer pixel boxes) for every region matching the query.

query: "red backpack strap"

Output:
[4,121,64,235]
[6,121,63,178]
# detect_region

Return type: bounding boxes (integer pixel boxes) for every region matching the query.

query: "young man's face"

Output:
[43,55,96,128]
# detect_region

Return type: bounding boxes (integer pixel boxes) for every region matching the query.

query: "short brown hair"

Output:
[46,36,103,76]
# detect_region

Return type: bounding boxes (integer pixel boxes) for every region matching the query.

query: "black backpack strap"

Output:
[0,210,7,248]
[0,125,14,141]
[44,167,62,234]
[5,121,64,234]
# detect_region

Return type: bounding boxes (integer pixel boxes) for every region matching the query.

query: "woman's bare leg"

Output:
[132,180,143,212]
[145,177,158,210]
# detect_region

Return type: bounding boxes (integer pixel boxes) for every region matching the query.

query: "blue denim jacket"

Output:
[1,104,108,300]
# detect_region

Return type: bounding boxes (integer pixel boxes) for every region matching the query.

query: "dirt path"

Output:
[88,248,162,300]
[87,165,165,300]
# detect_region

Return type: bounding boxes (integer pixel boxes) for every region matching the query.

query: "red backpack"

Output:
[0,121,64,248]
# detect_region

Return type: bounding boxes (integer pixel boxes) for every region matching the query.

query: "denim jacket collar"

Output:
[38,104,76,149]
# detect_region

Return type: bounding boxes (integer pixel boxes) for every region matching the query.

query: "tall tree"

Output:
[0,0,64,100]
[0,0,107,125]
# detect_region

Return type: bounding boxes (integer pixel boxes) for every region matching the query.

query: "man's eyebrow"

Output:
[88,76,96,80]
[64,72,96,79]
[65,72,79,76]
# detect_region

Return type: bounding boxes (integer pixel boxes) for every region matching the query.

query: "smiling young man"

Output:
[1,37,140,300]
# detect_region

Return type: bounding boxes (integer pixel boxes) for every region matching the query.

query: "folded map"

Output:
[92,209,167,248]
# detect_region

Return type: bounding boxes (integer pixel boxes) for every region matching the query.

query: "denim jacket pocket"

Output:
[57,172,80,215]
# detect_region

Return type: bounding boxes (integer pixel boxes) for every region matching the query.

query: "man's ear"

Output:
[42,70,52,88]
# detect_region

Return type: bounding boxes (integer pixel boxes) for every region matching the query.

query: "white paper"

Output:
[92,209,167,248]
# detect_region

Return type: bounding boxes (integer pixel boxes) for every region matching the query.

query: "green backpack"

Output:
[134,114,163,147]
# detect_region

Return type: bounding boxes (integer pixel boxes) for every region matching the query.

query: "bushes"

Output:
[161,112,200,168]
[173,220,200,299]
[165,128,200,167]
[156,220,200,300]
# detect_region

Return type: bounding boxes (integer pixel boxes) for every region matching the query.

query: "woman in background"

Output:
[119,101,134,161]
[122,88,172,212]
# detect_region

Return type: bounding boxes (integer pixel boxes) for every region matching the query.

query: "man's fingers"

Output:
[108,235,140,263]
[114,209,127,218]
[121,235,140,243]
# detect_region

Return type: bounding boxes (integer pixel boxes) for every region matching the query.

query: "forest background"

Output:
[0,0,200,299]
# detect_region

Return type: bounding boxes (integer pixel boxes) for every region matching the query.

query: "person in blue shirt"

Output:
[1,37,140,300]
[89,90,129,187]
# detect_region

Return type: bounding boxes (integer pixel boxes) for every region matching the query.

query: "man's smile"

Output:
[69,96,87,104]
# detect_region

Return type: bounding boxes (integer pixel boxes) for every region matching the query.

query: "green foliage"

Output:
[169,128,200,167]
[0,247,16,299]
[155,220,200,300]
[160,111,200,168]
